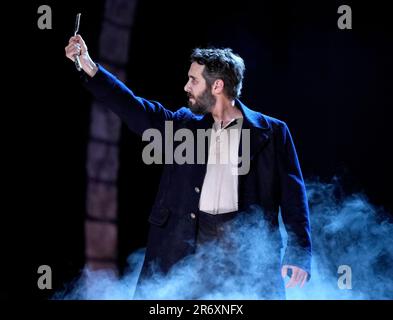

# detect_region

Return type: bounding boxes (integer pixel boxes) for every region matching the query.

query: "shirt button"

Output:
[194,187,200,193]
[190,213,196,219]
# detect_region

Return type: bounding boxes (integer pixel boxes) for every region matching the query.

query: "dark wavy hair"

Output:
[190,48,245,100]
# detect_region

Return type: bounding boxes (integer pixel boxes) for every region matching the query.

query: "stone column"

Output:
[85,0,138,272]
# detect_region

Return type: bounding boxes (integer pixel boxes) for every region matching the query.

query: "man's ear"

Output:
[213,79,224,94]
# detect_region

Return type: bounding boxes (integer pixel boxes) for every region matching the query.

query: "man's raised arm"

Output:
[65,35,176,135]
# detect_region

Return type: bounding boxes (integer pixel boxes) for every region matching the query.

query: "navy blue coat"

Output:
[83,65,312,285]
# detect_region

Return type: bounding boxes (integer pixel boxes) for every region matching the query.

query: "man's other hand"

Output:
[281,265,308,288]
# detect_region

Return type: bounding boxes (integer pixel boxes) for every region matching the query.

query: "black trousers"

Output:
[196,209,239,245]
[193,209,286,300]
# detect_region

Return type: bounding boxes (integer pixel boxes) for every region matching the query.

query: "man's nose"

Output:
[184,81,190,92]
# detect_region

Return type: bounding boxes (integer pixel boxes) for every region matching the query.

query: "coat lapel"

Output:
[236,100,272,162]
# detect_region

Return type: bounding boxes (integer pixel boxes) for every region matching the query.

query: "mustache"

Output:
[187,93,194,99]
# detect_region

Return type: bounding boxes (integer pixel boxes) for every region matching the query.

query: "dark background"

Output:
[3,0,392,299]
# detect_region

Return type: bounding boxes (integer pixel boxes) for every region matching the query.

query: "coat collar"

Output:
[236,99,271,131]
[197,99,271,131]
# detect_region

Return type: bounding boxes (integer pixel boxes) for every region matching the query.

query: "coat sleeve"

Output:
[80,64,176,136]
[276,122,312,278]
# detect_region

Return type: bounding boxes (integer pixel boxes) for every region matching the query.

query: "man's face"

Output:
[184,62,216,115]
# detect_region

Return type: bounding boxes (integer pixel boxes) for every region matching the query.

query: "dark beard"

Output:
[187,88,216,115]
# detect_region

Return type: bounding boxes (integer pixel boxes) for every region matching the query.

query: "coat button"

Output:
[194,187,200,193]
[190,212,196,219]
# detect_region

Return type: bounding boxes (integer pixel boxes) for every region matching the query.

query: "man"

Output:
[65,35,312,299]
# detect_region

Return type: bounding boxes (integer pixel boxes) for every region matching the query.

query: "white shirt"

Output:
[199,118,243,214]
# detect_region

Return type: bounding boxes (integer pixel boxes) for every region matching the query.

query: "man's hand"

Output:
[281,265,308,288]
[65,35,98,77]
